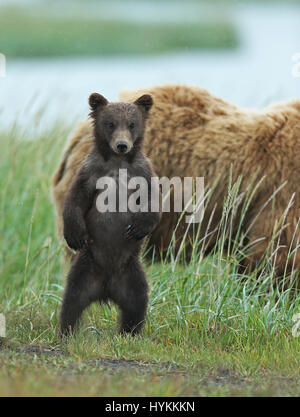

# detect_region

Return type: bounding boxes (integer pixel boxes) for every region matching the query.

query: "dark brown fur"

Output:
[60,93,160,336]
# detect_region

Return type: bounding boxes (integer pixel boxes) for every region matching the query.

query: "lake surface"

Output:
[0,3,300,132]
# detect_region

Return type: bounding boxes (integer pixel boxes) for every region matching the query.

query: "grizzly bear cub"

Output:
[60,92,160,336]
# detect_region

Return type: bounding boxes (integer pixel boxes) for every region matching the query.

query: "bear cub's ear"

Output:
[89,93,109,111]
[134,94,153,113]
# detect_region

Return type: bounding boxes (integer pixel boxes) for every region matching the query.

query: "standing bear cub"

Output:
[60,92,160,336]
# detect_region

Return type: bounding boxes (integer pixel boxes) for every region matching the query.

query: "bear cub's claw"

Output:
[64,231,88,251]
[124,223,149,241]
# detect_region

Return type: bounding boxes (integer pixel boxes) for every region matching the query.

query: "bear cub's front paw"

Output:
[64,228,88,251]
[124,223,150,241]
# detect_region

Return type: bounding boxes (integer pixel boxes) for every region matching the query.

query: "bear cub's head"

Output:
[89,93,153,157]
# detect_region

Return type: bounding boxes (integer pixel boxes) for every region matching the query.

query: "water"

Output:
[0,3,299,132]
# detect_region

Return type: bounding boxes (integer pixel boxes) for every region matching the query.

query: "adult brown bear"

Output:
[52,85,300,279]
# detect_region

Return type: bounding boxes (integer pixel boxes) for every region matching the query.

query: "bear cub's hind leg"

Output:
[111,259,148,336]
[59,251,103,336]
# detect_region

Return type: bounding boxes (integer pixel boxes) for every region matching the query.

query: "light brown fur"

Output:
[52,85,300,278]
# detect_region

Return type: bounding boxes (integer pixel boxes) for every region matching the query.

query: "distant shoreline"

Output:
[0,5,237,58]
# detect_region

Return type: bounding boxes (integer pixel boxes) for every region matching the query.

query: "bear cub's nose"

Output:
[116,141,128,154]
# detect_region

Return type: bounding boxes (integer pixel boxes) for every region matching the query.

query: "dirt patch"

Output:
[13,344,65,357]
[202,368,247,387]
[6,342,291,390]
[0,342,185,375]
[2,342,299,394]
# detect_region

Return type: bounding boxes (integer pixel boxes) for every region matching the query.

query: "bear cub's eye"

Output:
[129,122,135,130]
[106,121,115,129]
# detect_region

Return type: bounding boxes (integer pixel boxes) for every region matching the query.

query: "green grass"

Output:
[0,6,238,58]
[0,121,300,397]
